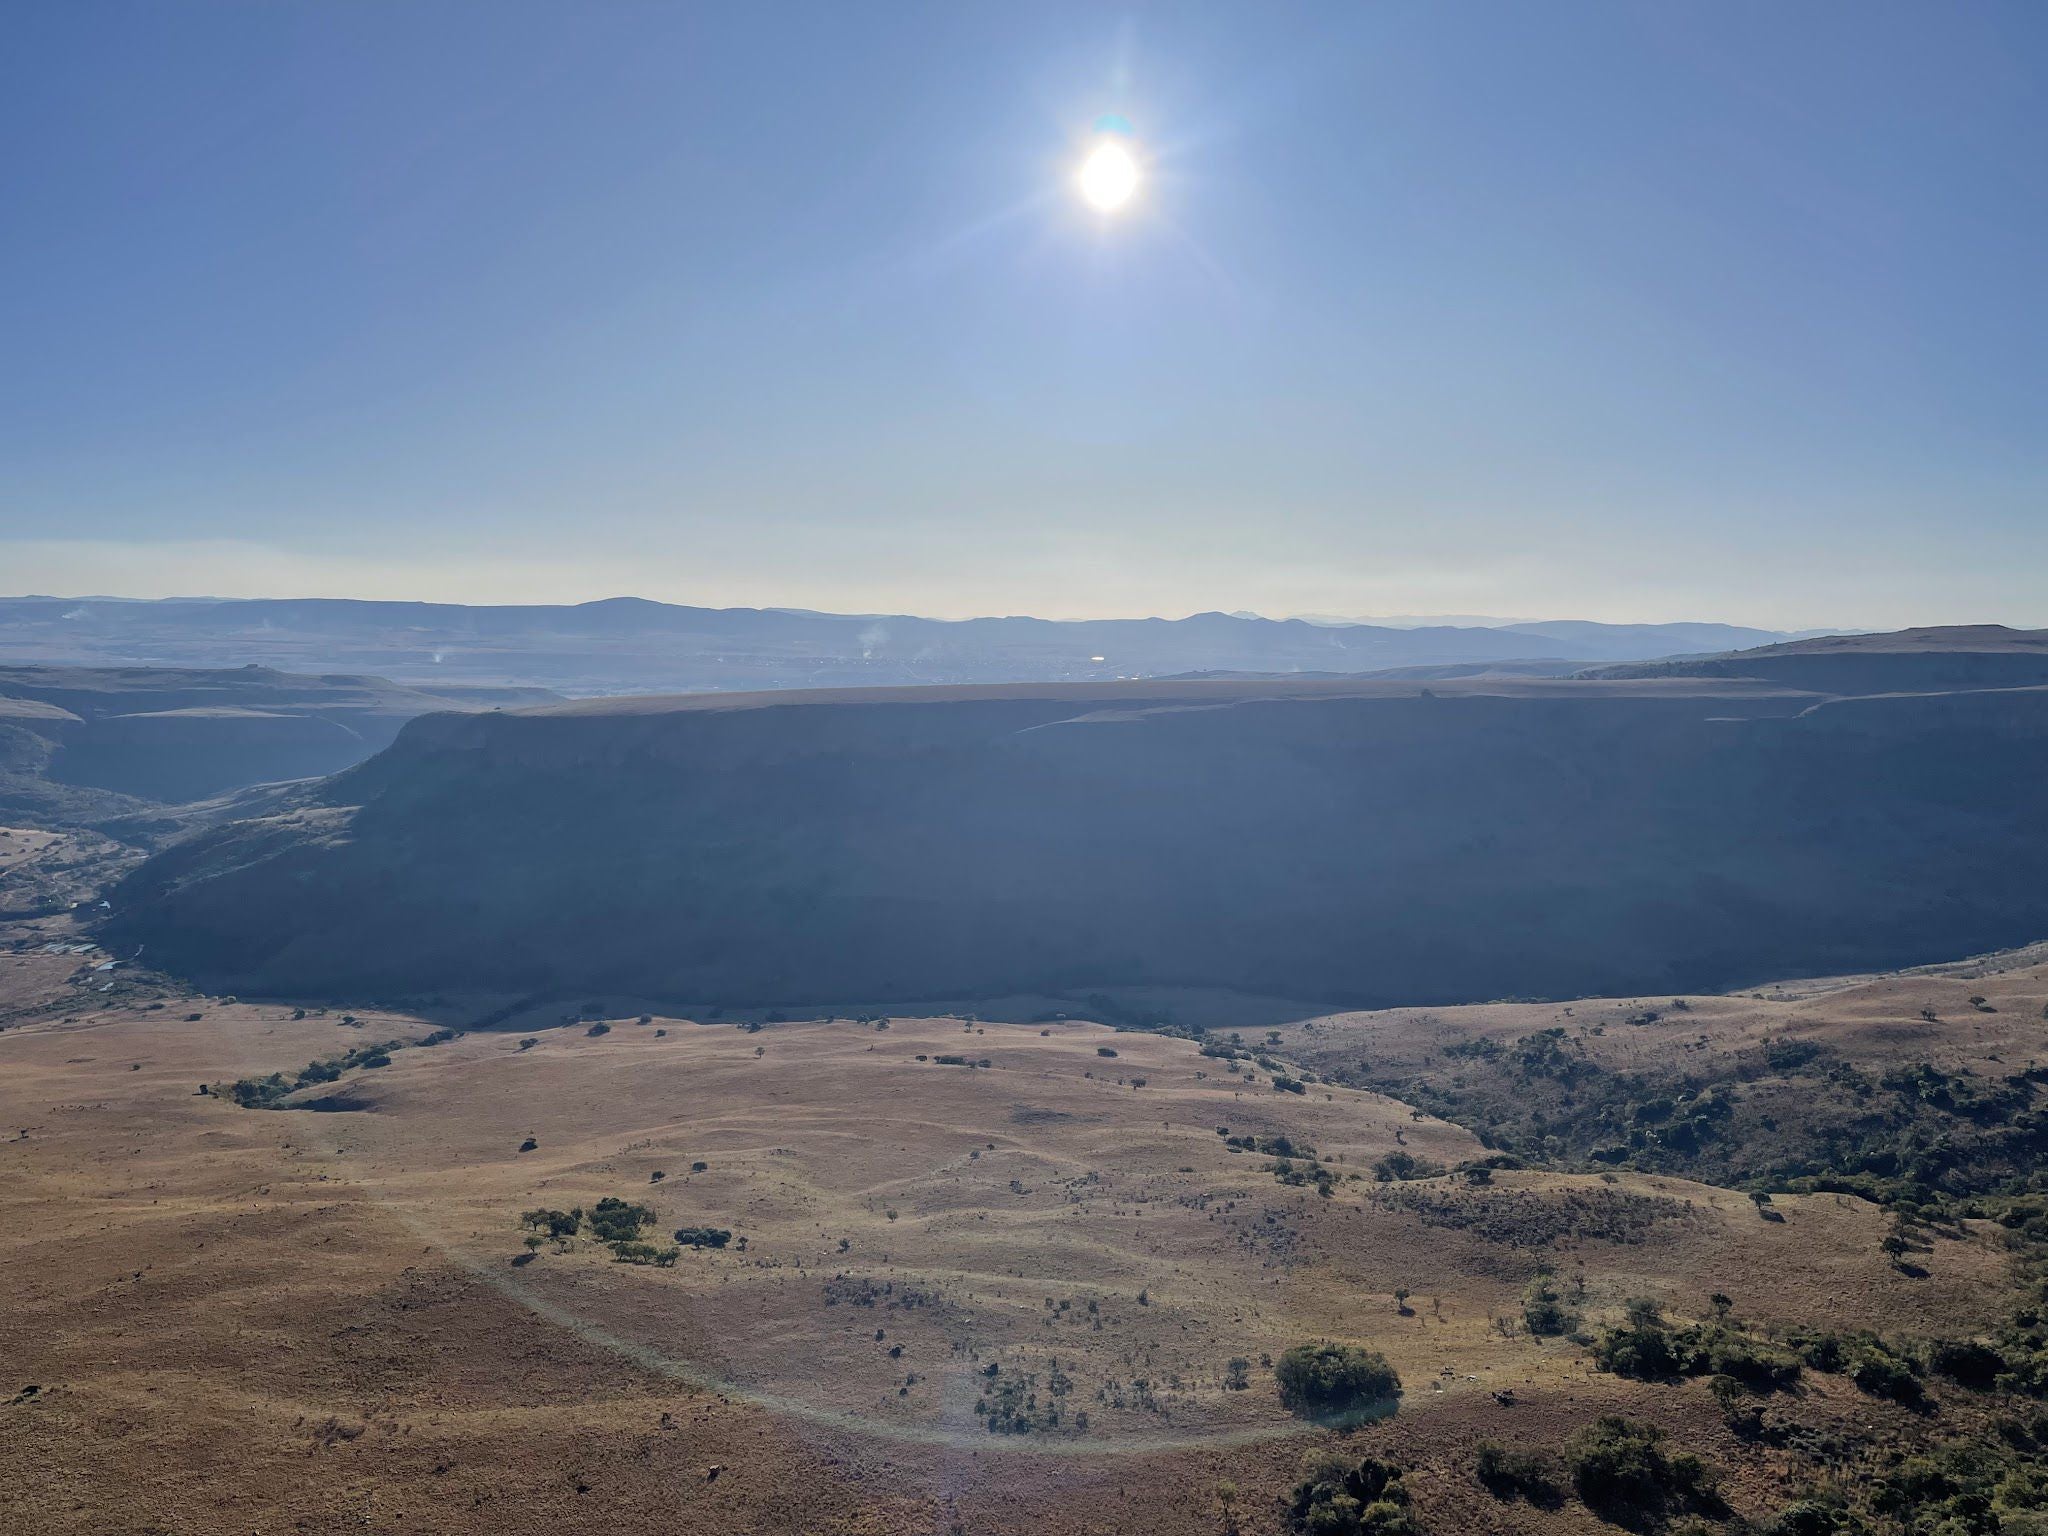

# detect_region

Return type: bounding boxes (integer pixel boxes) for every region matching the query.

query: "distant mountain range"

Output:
[0,595,1813,695]
[1292,612,1845,637]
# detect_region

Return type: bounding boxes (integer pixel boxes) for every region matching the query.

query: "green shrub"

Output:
[1565,1415,1713,1518]
[226,1036,412,1107]
[1287,1453,1417,1536]
[1704,1332,1801,1392]
[1594,1316,1682,1379]
[1789,1330,1848,1373]
[1227,1133,1317,1158]
[1372,1151,1443,1183]
[229,1072,293,1108]
[1929,1338,2005,1391]
[1474,1441,1560,1504]
[1851,1348,1927,1407]
[1522,1273,1575,1337]
[1592,1308,1798,1391]
[1766,1499,1845,1536]
[673,1226,732,1249]
[521,1207,581,1239]
[1274,1343,1402,1419]
[1271,1158,1337,1196]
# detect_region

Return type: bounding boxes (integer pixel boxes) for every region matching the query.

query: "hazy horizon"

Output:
[0,568,2036,639]
[6,4,2045,629]
[0,580,1875,636]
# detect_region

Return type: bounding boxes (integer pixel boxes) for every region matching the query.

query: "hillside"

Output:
[0,595,1795,694]
[4,921,2042,1535]
[1586,624,2048,693]
[108,636,2048,1006]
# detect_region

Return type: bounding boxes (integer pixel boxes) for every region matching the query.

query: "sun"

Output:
[1077,138,1140,213]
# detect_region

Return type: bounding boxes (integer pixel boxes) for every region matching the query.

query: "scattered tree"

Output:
[673,1226,733,1249]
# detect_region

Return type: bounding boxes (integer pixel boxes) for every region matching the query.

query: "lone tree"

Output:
[1274,1343,1402,1420]
[1521,1271,1575,1336]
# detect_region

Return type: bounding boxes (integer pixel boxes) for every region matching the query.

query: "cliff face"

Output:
[108,673,2048,1007]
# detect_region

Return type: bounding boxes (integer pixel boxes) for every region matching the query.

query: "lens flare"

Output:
[1077,138,1140,213]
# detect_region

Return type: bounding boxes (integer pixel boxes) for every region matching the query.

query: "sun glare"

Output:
[1077,138,1140,213]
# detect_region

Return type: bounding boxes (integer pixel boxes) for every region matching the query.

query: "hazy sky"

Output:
[4,3,2043,626]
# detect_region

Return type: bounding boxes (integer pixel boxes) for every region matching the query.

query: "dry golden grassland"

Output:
[3,930,2042,1534]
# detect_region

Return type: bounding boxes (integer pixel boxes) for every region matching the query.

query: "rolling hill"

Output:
[1585,623,2048,692]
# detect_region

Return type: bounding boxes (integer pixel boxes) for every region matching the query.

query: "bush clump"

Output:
[225,1037,408,1107]
[1226,1133,1317,1158]
[1521,1271,1576,1337]
[673,1226,733,1249]
[1928,1337,2005,1391]
[1851,1347,1927,1408]
[586,1196,655,1243]
[1271,1157,1337,1196]
[610,1241,679,1267]
[1564,1415,1714,1520]
[1372,1151,1444,1183]
[1765,1499,1847,1536]
[1474,1441,1561,1505]
[1287,1453,1418,1536]
[1592,1300,1799,1391]
[1274,1343,1402,1420]
[521,1207,582,1239]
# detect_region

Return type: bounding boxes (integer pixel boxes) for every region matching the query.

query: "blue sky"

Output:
[3,2,2043,626]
